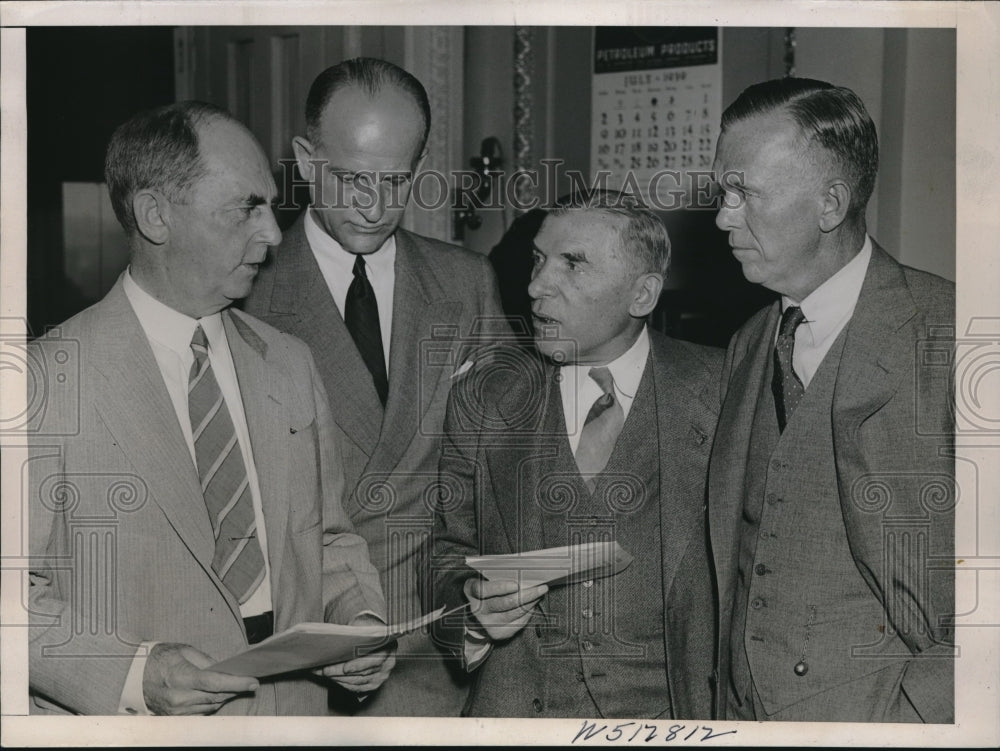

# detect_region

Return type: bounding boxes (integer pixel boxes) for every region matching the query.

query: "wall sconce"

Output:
[453,136,504,241]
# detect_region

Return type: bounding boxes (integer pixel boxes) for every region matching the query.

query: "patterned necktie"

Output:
[344,254,389,406]
[574,367,626,492]
[771,306,807,433]
[188,325,265,604]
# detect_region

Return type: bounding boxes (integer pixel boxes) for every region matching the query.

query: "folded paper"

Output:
[466,540,633,588]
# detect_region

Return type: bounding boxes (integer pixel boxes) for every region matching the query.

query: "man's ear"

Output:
[819,179,852,232]
[292,136,317,182]
[629,272,664,318]
[132,189,170,245]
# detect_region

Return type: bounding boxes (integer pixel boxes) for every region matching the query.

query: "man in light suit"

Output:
[244,58,505,715]
[27,102,393,715]
[708,78,955,722]
[430,193,722,718]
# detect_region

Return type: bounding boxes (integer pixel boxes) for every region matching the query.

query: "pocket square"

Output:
[450,360,475,380]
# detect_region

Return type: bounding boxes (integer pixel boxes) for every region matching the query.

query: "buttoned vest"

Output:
[729,327,909,718]
[527,363,670,718]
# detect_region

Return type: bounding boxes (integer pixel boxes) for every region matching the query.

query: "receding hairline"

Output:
[310,80,427,150]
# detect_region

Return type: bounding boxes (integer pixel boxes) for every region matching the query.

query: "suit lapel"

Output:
[268,217,381,455]
[648,339,713,598]
[491,362,559,554]
[369,230,460,476]
[833,243,917,431]
[88,282,239,622]
[224,311,291,595]
[708,304,779,593]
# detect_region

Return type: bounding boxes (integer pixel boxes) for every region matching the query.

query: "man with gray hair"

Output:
[709,78,955,722]
[430,191,721,718]
[27,101,391,715]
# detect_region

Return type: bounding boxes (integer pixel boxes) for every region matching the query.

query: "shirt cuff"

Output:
[118,641,158,715]
[462,622,492,671]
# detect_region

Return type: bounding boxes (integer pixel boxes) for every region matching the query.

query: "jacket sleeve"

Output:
[427,374,486,661]
[837,296,955,724]
[310,350,387,624]
[26,348,140,714]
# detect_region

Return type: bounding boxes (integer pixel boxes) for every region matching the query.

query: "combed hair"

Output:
[104,100,235,236]
[550,189,671,276]
[721,77,879,215]
[304,57,431,153]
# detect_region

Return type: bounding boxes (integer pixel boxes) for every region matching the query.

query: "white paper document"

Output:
[211,607,447,678]
[465,540,633,588]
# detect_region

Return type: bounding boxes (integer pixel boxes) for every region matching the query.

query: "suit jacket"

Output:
[431,330,722,718]
[27,277,386,715]
[708,243,955,723]
[244,216,505,714]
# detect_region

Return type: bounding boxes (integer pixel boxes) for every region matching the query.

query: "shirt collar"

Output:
[304,207,396,276]
[123,268,225,356]
[562,325,650,400]
[782,235,872,346]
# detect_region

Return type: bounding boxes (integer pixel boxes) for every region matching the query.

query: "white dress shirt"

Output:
[559,326,650,453]
[117,269,273,713]
[780,236,872,388]
[304,208,395,370]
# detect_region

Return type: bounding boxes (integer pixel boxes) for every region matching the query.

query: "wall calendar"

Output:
[590,27,722,208]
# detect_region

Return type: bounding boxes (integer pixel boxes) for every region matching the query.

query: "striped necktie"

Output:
[188,325,265,604]
[574,366,626,492]
[771,305,807,432]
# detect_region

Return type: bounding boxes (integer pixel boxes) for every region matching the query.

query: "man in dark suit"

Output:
[708,78,955,722]
[27,102,391,715]
[244,58,504,716]
[429,192,721,718]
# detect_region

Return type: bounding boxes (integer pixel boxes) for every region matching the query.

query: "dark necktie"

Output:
[574,367,626,492]
[771,306,807,432]
[344,254,388,406]
[188,325,265,604]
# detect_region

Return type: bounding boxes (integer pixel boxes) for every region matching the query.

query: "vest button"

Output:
[771,459,782,471]
[794,661,809,676]
[576,671,585,682]
[754,563,768,576]
[581,608,593,618]
[533,698,543,712]
[750,597,765,609]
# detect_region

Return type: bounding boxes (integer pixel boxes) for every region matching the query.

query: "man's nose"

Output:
[715,193,742,232]
[527,264,551,300]
[355,182,386,224]
[261,205,282,246]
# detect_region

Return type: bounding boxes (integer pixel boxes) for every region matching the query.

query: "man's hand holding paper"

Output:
[463,578,549,642]
[311,613,397,694]
[143,643,260,716]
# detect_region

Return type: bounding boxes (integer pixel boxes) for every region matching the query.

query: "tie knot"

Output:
[779,306,806,337]
[352,254,367,279]
[588,366,615,396]
[190,324,209,357]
